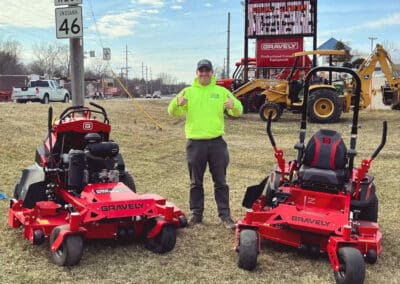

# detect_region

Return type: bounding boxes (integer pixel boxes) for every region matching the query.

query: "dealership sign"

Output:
[248,0,314,37]
[256,37,303,67]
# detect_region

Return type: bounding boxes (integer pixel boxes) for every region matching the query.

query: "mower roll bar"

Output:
[57,102,109,124]
[301,67,362,175]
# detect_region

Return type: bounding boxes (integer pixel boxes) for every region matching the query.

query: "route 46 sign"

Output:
[55,6,83,38]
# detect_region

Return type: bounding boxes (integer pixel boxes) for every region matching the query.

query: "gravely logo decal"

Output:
[101,203,144,211]
[262,42,299,50]
[292,216,330,226]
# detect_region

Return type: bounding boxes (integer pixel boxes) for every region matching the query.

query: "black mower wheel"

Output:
[334,247,365,284]
[33,229,45,245]
[50,225,84,266]
[238,229,258,270]
[120,171,136,192]
[178,215,188,228]
[259,102,281,122]
[307,89,342,123]
[146,225,176,254]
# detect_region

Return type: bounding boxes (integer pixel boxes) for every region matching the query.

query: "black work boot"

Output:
[221,217,236,230]
[188,215,202,226]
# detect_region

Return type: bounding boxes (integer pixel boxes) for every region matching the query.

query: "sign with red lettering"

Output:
[248,0,314,37]
[256,37,303,67]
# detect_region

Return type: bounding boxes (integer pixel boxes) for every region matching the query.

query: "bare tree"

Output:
[30,42,68,78]
[0,40,26,74]
[86,56,108,78]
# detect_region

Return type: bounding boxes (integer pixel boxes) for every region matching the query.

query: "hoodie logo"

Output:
[210,93,220,99]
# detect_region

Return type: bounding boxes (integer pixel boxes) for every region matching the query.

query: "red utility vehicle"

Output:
[8,102,186,266]
[235,67,385,284]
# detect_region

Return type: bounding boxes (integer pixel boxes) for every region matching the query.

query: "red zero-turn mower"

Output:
[235,67,386,284]
[8,102,187,266]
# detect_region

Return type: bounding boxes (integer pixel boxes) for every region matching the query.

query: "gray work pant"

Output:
[186,136,230,219]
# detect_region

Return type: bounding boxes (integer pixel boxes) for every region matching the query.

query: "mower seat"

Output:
[298,129,347,193]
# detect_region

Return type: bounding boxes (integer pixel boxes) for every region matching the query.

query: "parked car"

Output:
[12,80,70,104]
[152,91,162,99]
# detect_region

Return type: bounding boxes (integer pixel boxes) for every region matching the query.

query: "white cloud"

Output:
[134,0,164,8]
[171,5,182,10]
[0,2,53,28]
[336,13,400,34]
[363,13,400,29]
[144,9,160,14]
[205,3,213,8]
[94,11,140,37]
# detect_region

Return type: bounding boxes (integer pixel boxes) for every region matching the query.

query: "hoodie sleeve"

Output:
[168,89,187,117]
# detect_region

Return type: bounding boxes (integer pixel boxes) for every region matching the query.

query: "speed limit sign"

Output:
[55,6,83,38]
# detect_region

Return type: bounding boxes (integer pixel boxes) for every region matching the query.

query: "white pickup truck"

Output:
[12,80,70,104]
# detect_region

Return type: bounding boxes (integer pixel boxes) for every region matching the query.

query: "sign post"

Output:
[55,0,84,106]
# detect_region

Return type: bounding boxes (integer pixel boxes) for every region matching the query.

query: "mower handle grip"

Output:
[371,121,387,160]
[59,105,87,122]
[89,102,109,123]
[266,111,276,147]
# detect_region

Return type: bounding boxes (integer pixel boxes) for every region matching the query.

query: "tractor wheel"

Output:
[238,229,258,270]
[64,95,70,103]
[41,94,49,104]
[358,195,378,222]
[259,103,281,122]
[307,89,342,123]
[146,225,177,254]
[120,171,136,192]
[334,247,365,284]
[50,225,84,266]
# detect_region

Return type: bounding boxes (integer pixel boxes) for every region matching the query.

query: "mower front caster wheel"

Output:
[146,225,176,254]
[238,229,258,270]
[334,247,365,284]
[50,225,84,266]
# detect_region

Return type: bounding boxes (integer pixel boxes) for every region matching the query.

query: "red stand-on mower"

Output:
[235,67,386,284]
[8,102,187,266]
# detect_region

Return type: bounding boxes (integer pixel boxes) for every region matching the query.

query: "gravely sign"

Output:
[256,37,303,67]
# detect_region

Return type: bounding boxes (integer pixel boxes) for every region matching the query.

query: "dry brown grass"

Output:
[0,99,399,283]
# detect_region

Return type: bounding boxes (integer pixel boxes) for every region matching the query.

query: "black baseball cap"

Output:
[197,59,213,70]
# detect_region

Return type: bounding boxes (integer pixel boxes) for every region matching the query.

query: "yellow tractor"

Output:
[350,44,400,110]
[259,50,348,123]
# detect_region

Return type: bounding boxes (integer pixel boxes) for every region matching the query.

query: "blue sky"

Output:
[0,0,400,83]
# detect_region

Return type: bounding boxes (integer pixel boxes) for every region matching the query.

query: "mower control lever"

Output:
[266,111,286,181]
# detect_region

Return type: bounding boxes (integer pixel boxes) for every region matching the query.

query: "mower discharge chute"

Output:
[8,102,187,266]
[235,67,386,284]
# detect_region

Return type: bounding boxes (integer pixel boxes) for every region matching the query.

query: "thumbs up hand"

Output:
[177,91,187,106]
[224,97,234,110]
[177,96,188,106]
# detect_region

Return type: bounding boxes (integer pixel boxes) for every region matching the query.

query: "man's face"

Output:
[196,67,213,86]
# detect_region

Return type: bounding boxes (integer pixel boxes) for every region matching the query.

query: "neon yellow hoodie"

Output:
[168,76,243,139]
